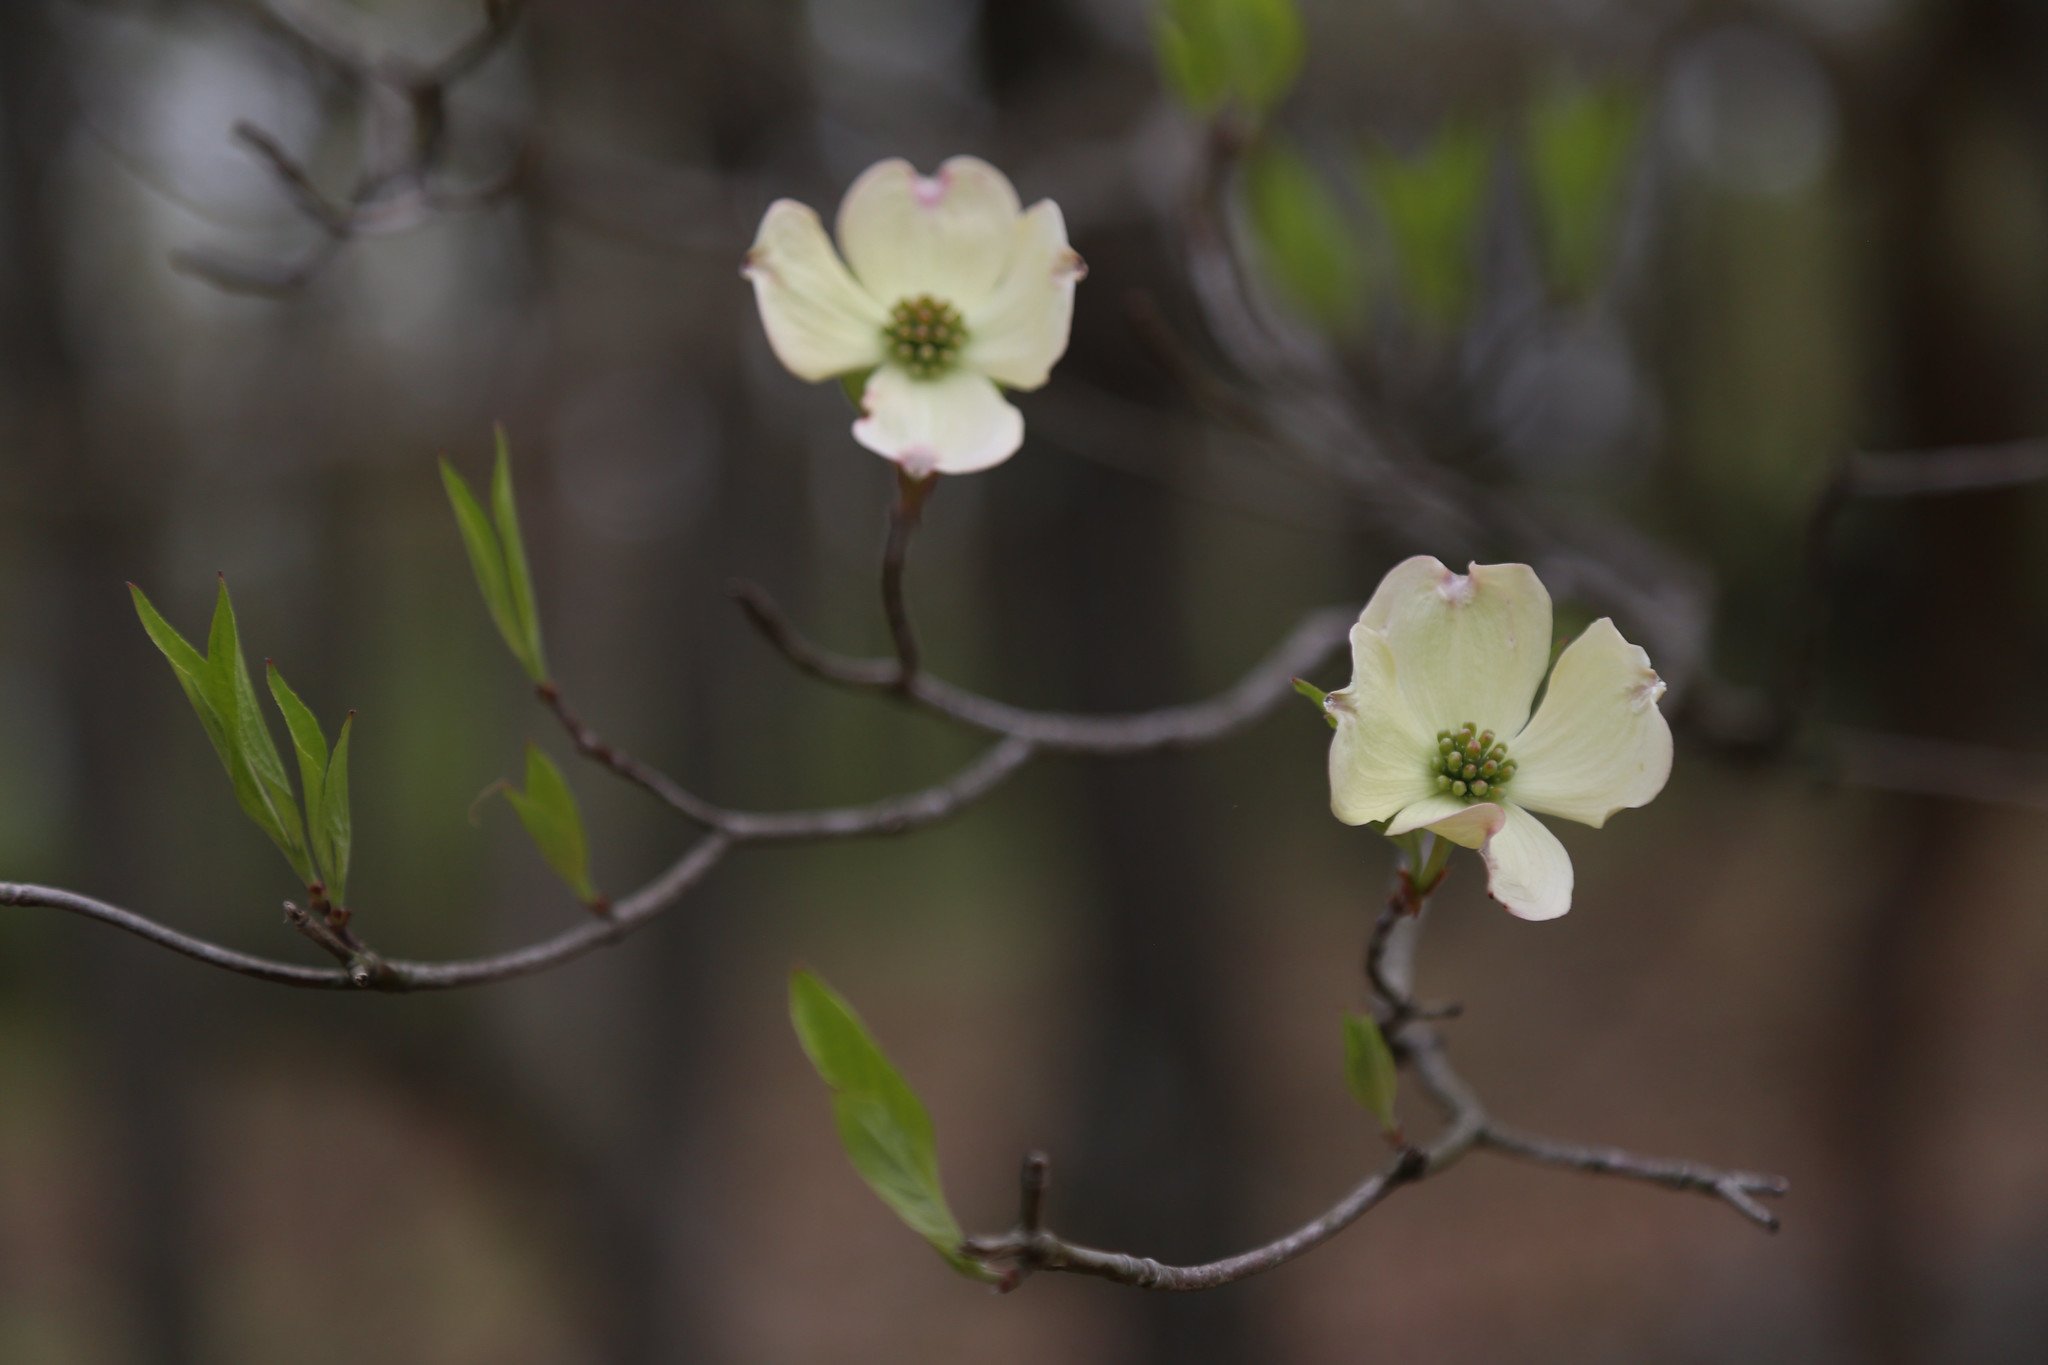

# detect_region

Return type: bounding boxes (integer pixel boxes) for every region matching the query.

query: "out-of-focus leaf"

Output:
[1360,121,1495,332]
[1153,0,1304,119]
[489,428,548,684]
[1243,141,1365,331]
[1524,80,1642,299]
[503,743,596,902]
[266,662,330,885]
[1343,1012,1400,1132]
[323,713,354,907]
[789,970,996,1282]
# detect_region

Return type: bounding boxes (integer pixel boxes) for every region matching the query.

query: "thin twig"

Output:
[732,584,1356,753]
[0,561,1336,990]
[0,731,1032,991]
[537,681,729,827]
[882,470,934,687]
[1480,1123,1789,1231]
[964,869,1786,1290]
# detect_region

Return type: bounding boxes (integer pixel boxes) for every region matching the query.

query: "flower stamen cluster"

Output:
[1434,722,1517,800]
[884,295,968,379]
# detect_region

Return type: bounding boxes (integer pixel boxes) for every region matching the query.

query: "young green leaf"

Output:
[1153,0,1304,120]
[789,970,996,1282]
[1153,7,1228,114]
[266,662,332,885]
[1243,141,1366,332]
[489,428,548,684]
[132,583,238,773]
[1343,1012,1400,1133]
[1524,80,1642,299]
[203,580,311,881]
[502,744,596,902]
[442,457,538,682]
[1360,121,1495,332]
[323,713,355,907]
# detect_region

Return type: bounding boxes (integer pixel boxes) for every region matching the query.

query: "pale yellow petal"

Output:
[1328,622,1437,825]
[1509,618,1672,828]
[742,200,886,382]
[852,365,1023,476]
[1385,796,1506,849]
[965,201,1085,391]
[837,156,1022,311]
[1370,557,1552,738]
[1480,805,1574,921]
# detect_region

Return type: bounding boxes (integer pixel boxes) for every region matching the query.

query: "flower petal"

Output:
[837,156,1022,311]
[965,201,1085,391]
[853,365,1023,476]
[1480,805,1574,920]
[742,200,886,382]
[1328,622,1437,825]
[1385,796,1506,849]
[1507,618,1672,828]
[1368,556,1553,738]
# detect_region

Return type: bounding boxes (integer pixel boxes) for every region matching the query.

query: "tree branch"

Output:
[0,522,1333,991]
[964,864,1786,1291]
[174,0,530,294]
[730,582,1355,753]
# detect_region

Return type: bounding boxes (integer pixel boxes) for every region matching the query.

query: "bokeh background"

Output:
[4,0,2048,1361]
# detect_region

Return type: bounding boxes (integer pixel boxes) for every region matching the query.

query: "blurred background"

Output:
[3,0,2048,1360]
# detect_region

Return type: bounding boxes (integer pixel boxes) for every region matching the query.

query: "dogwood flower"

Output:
[743,156,1086,477]
[1326,556,1672,921]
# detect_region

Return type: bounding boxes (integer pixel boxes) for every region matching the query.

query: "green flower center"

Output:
[883,295,969,380]
[1431,722,1518,802]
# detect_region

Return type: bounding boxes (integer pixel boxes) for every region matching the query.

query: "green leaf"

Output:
[204,581,310,880]
[502,743,596,902]
[490,427,548,684]
[266,662,330,885]
[1153,11,1227,114]
[1343,1013,1400,1132]
[133,582,312,883]
[132,583,239,794]
[442,457,532,680]
[1360,120,1495,332]
[323,713,354,907]
[1243,142,1366,331]
[1154,0,1304,119]
[789,970,996,1282]
[1524,79,1642,299]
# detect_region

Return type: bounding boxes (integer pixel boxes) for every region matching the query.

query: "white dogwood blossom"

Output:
[1327,556,1672,920]
[743,156,1085,477]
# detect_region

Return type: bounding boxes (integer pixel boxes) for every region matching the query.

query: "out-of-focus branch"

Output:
[1825,728,2048,813]
[965,866,1786,1292]
[173,0,530,294]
